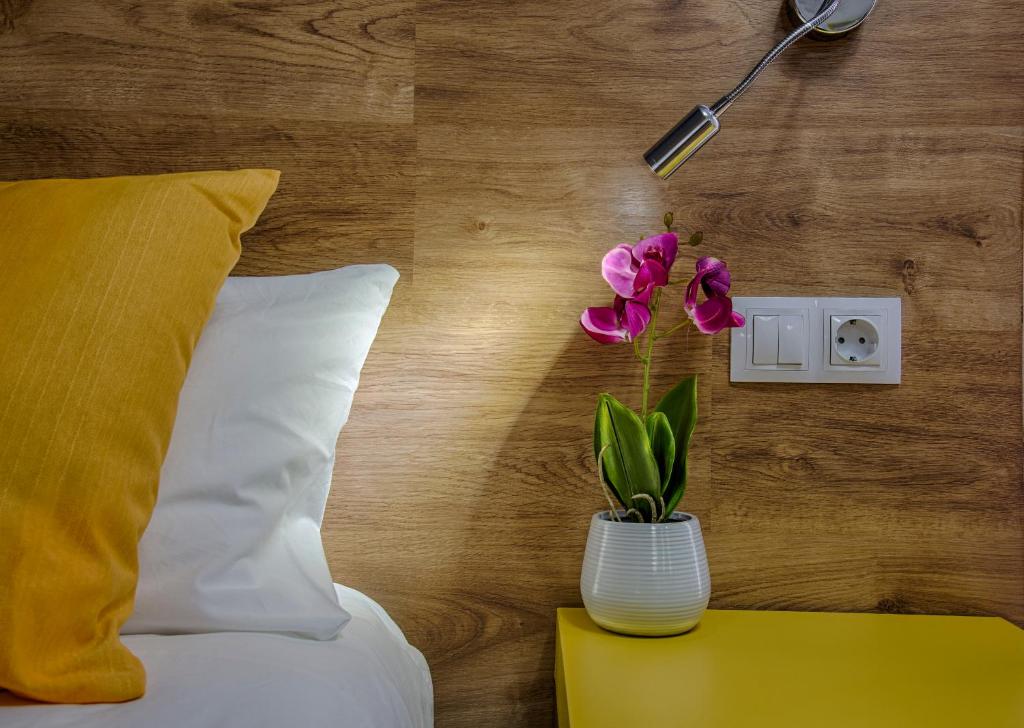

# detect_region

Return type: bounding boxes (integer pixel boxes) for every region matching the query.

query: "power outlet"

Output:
[829,315,882,366]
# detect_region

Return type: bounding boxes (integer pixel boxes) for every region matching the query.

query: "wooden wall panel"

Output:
[0,110,415,275]
[0,0,413,123]
[1,1,1022,726]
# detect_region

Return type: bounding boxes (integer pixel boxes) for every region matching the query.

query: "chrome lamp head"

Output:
[645,0,875,179]
[644,105,720,180]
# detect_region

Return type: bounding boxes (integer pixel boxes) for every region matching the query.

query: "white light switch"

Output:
[778,315,805,366]
[752,315,779,365]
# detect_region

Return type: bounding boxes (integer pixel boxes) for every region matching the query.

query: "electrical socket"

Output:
[830,315,882,366]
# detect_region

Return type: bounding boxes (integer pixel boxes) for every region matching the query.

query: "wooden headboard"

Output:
[3,1,1022,726]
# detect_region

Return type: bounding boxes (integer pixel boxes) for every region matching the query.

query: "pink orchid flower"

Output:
[580,296,651,344]
[601,233,678,304]
[684,256,745,335]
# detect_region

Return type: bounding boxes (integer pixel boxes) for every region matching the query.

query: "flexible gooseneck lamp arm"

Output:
[644,0,842,179]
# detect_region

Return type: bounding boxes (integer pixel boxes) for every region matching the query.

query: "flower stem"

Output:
[640,289,661,418]
[656,318,691,340]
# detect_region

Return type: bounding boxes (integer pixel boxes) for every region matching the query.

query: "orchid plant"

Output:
[580,214,743,524]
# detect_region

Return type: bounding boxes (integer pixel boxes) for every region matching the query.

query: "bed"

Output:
[0,171,428,724]
[0,585,431,728]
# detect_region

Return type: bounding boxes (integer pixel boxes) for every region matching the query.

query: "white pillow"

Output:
[123,264,399,639]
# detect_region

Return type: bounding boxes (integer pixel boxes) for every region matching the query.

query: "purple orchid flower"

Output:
[601,233,678,304]
[684,256,745,335]
[580,296,652,344]
[582,220,743,523]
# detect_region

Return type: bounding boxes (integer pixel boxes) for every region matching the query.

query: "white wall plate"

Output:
[729,297,901,384]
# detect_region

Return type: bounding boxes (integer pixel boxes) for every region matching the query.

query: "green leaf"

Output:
[645,411,675,495]
[663,211,674,232]
[653,376,698,515]
[687,231,703,247]
[593,393,661,520]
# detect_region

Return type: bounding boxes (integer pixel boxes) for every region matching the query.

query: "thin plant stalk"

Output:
[639,289,661,418]
[638,288,691,418]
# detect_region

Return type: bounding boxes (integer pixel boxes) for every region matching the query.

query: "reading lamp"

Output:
[645,0,876,179]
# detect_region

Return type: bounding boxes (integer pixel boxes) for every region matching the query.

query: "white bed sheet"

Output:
[0,585,432,728]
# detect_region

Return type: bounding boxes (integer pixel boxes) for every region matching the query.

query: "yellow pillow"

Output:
[0,169,279,703]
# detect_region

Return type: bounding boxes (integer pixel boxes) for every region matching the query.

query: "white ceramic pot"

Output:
[580,511,710,636]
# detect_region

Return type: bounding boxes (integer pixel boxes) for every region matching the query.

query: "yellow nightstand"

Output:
[555,607,1024,727]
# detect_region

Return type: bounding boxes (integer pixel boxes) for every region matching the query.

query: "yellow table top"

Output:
[555,608,1024,728]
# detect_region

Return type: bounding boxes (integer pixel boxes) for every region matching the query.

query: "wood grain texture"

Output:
[1,1,1022,726]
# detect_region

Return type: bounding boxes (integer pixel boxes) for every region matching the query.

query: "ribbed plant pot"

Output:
[580,511,710,636]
